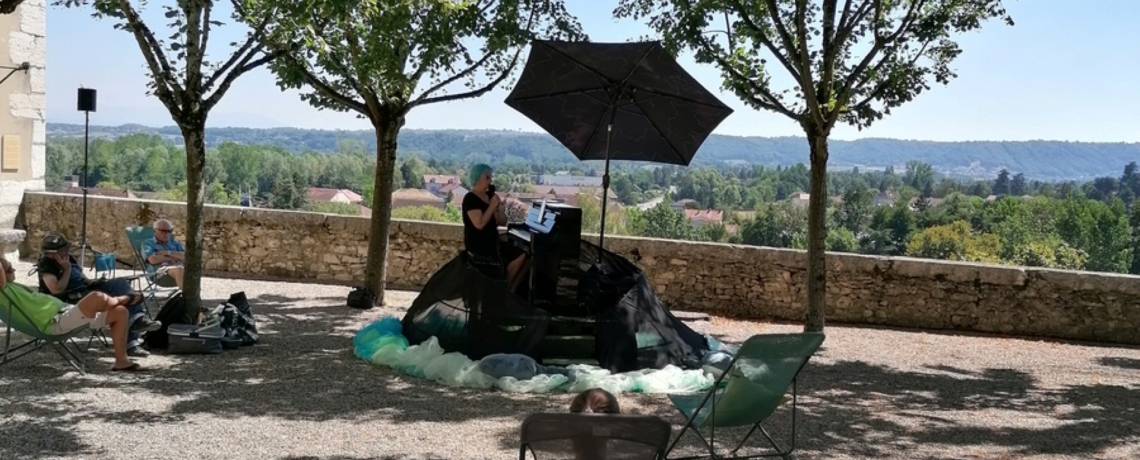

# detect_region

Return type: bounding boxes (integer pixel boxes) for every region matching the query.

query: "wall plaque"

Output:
[1,135,20,172]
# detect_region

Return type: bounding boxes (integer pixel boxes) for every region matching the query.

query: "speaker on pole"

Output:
[77,87,97,112]
[77,87,97,268]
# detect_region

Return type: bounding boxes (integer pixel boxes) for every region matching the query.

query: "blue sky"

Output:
[45,0,1140,142]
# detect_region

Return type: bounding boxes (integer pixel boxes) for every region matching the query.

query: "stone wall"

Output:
[19,192,1140,345]
[0,0,46,258]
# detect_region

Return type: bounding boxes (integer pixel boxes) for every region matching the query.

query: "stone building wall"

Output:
[19,192,1140,345]
[0,0,46,258]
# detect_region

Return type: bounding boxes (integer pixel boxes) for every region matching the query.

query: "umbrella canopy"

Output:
[504,40,734,166]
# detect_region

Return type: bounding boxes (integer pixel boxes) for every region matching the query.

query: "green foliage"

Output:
[41,132,1140,275]
[1055,198,1132,273]
[303,202,361,216]
[578,193,629,236]
[906,221,1000,263]
[630,202,694,240]
[392,205,462,224]
[741,202,807,249]
[616,0,1013,131]
[698,222,729,243]
[48,123,1140,182]
[826,228,859,253]
[246,0,583,118]
[832,186,874,235]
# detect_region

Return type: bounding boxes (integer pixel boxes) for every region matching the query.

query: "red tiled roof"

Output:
[392,188,445,201]
[306,188,363,203]
[684,209,724,223]
[423,174,460,186]
[438,182,464,195]
[392,188,446,209]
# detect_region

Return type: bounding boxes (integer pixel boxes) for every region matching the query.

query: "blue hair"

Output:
[468,163,493,188]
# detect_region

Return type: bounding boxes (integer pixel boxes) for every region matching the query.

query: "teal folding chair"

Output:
[665,332,825,459]
[125,226,180,311]
[0,287,92,374]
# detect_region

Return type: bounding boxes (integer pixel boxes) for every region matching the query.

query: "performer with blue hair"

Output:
[462,163,528,291]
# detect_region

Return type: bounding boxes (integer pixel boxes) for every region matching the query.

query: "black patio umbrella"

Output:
[504,40,733,247]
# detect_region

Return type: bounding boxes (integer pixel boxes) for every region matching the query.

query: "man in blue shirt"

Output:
[142,218,185,289]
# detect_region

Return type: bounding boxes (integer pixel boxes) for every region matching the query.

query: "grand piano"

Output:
[506,199,583,316]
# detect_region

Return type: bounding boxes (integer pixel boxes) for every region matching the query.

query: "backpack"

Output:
[346,287,375,309]
[219,291,259,346]
[144,292,196,350]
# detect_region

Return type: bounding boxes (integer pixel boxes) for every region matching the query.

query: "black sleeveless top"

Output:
[461,192,499,257]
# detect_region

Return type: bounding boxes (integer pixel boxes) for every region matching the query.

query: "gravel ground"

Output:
[2,259,1138,460]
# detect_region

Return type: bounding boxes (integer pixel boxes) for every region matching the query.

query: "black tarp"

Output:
[402,252,550,361]
[403,241,709,372]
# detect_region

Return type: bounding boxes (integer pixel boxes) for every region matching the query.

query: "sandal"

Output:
[111,363,146,372]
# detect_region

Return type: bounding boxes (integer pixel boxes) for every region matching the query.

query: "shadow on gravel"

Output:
[279,456,445,460]
[1099,356,1140,370]
[0,400,97,460]
[2,292,1137,460]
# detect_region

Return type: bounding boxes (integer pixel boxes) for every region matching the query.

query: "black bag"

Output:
[219,291,259,346]
[347,287,375,309]
[144,292,197,350]
[167,324,224,354]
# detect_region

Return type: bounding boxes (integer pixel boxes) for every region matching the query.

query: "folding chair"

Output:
[25,260,112,350]
[520,413,672,460]
[124,226,180,311]
[0,287,93,374]
[665,332,825,460]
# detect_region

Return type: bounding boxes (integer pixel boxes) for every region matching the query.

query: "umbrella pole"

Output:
[599,122,613,249]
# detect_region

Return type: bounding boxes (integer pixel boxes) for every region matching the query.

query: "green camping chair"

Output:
[125,226,180,309]
[0,288,92,374]
[665,332,825,459]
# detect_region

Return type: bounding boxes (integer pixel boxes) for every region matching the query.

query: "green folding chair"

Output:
[125,226,180,309]
[665,332,825,459]
[0,287,92,374]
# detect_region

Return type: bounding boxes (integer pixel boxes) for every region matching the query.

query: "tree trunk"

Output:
[805,130,830,332]
[363,116,404,305]
[181,124,208,313]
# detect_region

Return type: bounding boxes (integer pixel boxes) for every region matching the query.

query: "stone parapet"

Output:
[18,192,1140,345]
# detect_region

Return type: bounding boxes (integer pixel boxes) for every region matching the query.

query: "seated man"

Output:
[141,219,185,289]
[2,257,151,372]
[37,233,159,357]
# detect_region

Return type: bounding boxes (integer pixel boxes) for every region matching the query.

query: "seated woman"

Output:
[569,388,621,414]
[2,257,150,372]
[462,164,528,292]
[37,233,158,357]
[569,388,622,460]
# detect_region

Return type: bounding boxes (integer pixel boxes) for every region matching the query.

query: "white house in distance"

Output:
[534,172,603,187]
[0,0,46,259]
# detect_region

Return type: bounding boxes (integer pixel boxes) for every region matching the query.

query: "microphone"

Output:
[487,184,496,195]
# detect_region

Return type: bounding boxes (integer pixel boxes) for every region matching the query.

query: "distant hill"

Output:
[46,123,1140,182]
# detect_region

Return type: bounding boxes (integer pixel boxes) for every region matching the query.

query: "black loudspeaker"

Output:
[77,88,97,112]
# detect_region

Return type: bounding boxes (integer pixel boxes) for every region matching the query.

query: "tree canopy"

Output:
[617,0,1014,331]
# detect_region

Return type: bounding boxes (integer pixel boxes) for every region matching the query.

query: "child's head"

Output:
[569,388,620,414]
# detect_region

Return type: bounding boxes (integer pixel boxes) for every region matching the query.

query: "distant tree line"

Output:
[44,134,1140,274]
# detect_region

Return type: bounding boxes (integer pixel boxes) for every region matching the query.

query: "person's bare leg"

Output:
[507,254,527,293]
[76,292,135,368]
[166,266,184,289]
